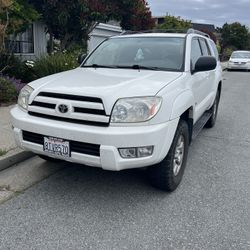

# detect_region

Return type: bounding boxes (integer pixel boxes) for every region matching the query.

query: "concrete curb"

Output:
[0,150,35,172]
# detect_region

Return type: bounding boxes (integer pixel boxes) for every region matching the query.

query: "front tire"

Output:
[205,89,220,128]
[147,120,189,192]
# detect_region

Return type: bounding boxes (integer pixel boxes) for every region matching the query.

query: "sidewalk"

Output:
[0,105,17,154]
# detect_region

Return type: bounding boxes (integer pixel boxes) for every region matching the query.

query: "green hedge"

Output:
[31,52,79,79]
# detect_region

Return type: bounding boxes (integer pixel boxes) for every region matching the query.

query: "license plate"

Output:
[44,137,70,158]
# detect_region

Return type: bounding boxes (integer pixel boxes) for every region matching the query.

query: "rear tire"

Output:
[147,120,189,192]
[205,89,220,128]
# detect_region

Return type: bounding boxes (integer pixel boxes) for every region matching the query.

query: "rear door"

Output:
[199,38,216,106]
[190,37,210,122]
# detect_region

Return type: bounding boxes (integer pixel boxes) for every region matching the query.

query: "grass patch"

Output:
[0,149,8,157]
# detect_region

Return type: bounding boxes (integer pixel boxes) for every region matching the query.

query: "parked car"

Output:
[11,29,222,191]
[227,50,250,71]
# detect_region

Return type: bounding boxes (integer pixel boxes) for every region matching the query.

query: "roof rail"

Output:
[121,28,210,38]
[121,29,188,35]
[187,28,210,38]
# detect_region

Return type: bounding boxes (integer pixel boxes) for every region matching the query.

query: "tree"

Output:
[115,0,155,31]
[196,29,217,43]
[0,0,12,52]
[221,22,250,50]
[157,15,192,30]
[29,0,155,51]
[0,0,38,74]
[0,0,38,52]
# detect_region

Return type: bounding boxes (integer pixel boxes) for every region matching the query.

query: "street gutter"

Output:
[0,148,34,171]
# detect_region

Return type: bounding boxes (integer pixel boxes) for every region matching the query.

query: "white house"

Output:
[87,23,122,53]
[8,21,47,61]
[9,22,122,60]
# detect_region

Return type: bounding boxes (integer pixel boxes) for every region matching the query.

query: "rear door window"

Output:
[199,38,211,56]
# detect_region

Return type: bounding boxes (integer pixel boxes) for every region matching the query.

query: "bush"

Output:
[31,52,79,79]
[0,77,18,104]
[0,53,35,83]
[1,75,26,93]
[222,46,237,61]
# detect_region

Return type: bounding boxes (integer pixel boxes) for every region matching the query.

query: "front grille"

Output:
[31,101,56,109]
[28,112,109,127]
[74,107,106,115]
[28,92,109,126]
[234,62,247,65]
[38,92,103,103]
[22,131,100,157]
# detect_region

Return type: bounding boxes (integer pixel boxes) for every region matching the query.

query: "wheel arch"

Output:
[170,90,194,143]
[180,107,194,144]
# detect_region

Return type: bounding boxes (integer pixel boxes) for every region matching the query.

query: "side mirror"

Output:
[78,53,87,64]
[193,56,217,73]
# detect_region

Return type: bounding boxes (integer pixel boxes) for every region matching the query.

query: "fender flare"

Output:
[170,90,195,120]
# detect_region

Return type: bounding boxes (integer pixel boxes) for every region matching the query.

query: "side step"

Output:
[192,111,212,140]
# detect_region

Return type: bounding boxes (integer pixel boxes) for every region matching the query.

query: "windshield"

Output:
[83,37,185,71]
[231,52,250,59]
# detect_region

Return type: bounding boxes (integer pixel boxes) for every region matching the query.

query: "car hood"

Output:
[29,68,183,113]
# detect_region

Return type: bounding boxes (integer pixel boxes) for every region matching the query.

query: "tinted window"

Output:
[199,39,211,56]
[83,37,185,71]
[191,39,202,70]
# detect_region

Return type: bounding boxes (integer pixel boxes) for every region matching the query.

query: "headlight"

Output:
[18,85,34,110]
[111,97,162,123]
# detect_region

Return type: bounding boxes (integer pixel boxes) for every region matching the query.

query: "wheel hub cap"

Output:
[173,135,185,176]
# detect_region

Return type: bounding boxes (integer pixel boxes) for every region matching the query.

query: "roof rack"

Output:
[187,28,210,38]
[121,28,210,38]
[121,29,188,35]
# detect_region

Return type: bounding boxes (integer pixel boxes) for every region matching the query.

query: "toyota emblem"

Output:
[58,104,69,114]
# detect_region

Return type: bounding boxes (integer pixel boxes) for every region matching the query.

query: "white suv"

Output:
[11,29,222,191]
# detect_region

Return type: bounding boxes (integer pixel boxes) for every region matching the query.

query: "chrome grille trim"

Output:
[34,96,104,110]
[29,92,109,126]
[38,92,103,103]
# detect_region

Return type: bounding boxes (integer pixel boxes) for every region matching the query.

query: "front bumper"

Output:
[11,106,179,171]
[227,62,250,70]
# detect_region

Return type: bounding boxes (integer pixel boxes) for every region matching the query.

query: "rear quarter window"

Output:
[209,40,219,61]
[199,38,211,56]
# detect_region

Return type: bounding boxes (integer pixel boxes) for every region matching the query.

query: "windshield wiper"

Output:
[82,64,117,69]
[116,65,175,71]
[82,64,178,71]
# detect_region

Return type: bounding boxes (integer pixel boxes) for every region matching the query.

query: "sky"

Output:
[147,0,250,28]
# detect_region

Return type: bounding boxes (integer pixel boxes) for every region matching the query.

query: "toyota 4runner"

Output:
[11,29,222,191]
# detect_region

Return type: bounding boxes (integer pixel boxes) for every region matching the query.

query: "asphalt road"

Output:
[0,71,250,250]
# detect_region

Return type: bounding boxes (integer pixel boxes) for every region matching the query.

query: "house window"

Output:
[8,25,34,54]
